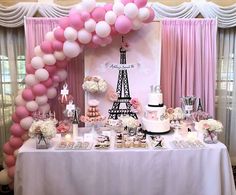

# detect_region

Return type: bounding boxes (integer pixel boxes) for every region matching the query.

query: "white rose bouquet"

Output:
[195,119,223,133]
[29,119,57,139]
[119,115,139,129]
[82,76,108,93]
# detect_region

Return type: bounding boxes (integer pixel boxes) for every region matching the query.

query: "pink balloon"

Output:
[59,17,70,29]
[56,59,68,69]
[54,28,66,42]
[7,166,15,179]
[5,155,16,167]
[15,106,30,119]
[41,78,53,88]
[104,3,113,11]
[121,0,134,5]
[40,41,54,54]
[26,64,36,74]
[69,13,83,30]
[3,142,14,155]
[81,11,90,21]
[45,65,57,75]
[9,136,23,149]
[32,84,47,96]
[115,15,132,34]
[52,40,63,51]
[91,7,106,22]
[12,113,20,123]
[134,0,147,8]
[92,35,103,45]
[52,75,60,82]
[144,7,155,23]
[10,123,25,137]
[22,88,35,101]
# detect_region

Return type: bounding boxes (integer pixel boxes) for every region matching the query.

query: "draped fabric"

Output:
[24,17,85,121]
[0,2,236,28]
[161,19,217,117]
[0,27,25,163]
[216,27,236,164]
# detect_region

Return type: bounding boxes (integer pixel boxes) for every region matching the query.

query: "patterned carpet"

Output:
[0,166,236,195]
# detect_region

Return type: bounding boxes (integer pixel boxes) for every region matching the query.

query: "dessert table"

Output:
[14,132,236,195]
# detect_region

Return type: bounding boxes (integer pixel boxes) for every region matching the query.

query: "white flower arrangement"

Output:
[119,115,139,129]
[195,119,223,133]
[82,76,108,93]
[29,119,57,139]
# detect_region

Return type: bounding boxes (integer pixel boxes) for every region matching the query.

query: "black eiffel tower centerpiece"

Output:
[108,37,138,120]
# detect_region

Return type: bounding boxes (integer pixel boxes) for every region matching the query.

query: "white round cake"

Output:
[142,86,170,133]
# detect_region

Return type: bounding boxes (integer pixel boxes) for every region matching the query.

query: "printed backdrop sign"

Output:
[85,21,161,118]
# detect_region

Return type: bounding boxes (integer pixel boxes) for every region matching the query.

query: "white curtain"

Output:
[216,27,236,164]
[0,27,25,163]
[0,2,236,28]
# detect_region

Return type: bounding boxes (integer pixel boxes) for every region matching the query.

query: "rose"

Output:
[130,98,140,109]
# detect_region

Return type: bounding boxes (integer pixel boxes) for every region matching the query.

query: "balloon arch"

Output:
[0,0,154,187]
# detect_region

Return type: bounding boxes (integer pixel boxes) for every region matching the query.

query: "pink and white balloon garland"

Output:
[0,0,155,186]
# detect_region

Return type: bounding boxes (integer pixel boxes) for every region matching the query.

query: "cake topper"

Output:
[150,85,161,93]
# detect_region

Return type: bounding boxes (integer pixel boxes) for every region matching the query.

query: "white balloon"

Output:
[31,56,44,69]
[20,116,34,130]
[81,0,96,12]
[25,74,39,87]
[15,95,26,106]
[105,11,117,25]
[0,169,12,185]
[26,101,39,112]
[84,19,96,33]
[78,29,92,44]
[35,68,49,82]
[124,3,139,19]
[113,2,124,16]
[55,69,68,82]
[54,51,66,61]
[74,4,84,14]
[63,41,82,58]
[34,45,44,57]
[45,31,55,41]
[38,103,50,113]
[132,18,143,30]
[35,95,48,106]
[64,27,78,41]
[95,21,111,38]
[138,7,150,21]
[47,87,57,99]
[43,54,56,65]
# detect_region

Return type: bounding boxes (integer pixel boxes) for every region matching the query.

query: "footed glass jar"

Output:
[203,130,218,144]
[36,133,50,149]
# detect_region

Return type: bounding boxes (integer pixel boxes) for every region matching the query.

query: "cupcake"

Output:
[140,140,146,148]
[116,140,123,148]
[134,140,140,148]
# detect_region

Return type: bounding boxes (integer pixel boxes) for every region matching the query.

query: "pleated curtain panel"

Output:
[24,18,85,121]
[161,19,217,117]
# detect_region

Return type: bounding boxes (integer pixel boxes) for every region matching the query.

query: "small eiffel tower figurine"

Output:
[197,98,204,111]
[108,36,138,120]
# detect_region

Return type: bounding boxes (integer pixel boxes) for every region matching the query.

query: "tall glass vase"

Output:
[181,96,197,117]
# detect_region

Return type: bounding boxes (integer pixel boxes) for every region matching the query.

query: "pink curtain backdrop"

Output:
[161,19,217,117]
[24,17,85,121]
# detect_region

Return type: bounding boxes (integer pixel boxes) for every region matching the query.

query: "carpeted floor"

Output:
[1,166,236,195]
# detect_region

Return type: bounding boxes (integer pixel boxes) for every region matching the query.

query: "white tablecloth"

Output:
[15,134,236,195]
